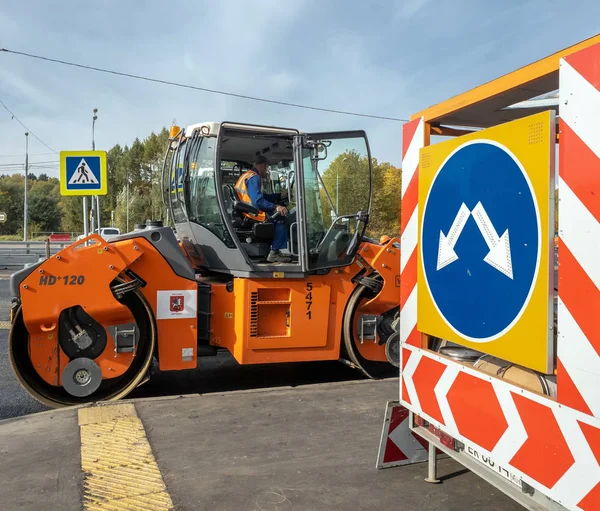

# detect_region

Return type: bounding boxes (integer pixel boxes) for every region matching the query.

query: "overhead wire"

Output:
[0,162,59,168]
[0,160,59,164]
[0,151,56,158]
[0,165,58,172]
[0,47,410,123]
[0,97,57,153]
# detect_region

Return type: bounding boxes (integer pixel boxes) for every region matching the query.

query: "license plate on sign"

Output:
[465,446,522,487]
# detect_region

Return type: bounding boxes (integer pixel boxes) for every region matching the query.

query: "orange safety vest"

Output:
[234,169,266,222]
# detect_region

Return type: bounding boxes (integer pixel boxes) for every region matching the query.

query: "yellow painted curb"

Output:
[78,403,173,510]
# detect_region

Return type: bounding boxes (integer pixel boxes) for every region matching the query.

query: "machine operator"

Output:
[234,154,291,263]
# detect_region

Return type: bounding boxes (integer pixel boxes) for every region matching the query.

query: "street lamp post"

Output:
[92,108,97,151]
[91,108,101,234]
[23,132,29,241]
[82,108,98,238]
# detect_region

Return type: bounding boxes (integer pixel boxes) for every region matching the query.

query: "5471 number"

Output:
[305,282,313,319]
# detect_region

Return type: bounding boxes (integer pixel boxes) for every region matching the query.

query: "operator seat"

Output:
[222,184,274,258]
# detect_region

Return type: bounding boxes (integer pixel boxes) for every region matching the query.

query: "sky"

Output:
[0,0,599,179]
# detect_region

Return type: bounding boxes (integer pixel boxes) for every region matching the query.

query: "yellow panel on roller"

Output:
[417,111,555,373]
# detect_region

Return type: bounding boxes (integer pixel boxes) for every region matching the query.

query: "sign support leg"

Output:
[83,196,89,236]
[96,195,101,232]
[91,195,97,234]
[424,442,440,483]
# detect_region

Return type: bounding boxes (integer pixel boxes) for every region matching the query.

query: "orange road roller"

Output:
[9,122,401,407]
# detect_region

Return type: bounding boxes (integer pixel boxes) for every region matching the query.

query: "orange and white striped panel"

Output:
[402,345,600,510]
[557,42,600,417]
[400,118,427,403]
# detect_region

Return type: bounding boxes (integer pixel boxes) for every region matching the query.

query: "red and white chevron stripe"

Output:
[376,401,428,468]
[557,43,600,418]
[402,345,600,510]
[400,118,427,391]
[400,118,427,408]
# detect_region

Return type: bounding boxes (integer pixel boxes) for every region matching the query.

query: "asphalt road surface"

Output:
[0,271,373,420]
[0,272,49,419]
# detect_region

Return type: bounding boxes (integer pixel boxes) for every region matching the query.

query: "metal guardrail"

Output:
[0,241,71,268]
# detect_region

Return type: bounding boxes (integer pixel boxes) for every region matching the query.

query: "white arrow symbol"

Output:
[471,201,513,279]
[437,203,470,271]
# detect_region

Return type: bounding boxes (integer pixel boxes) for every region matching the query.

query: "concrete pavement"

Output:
[0,379,522,511]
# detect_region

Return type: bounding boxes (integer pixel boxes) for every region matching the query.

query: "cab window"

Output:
[217,127,296,263]
[169,139,187,224]
[301,134,371,269]
[187,136,234,245]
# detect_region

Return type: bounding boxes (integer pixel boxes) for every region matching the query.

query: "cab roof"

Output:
[411,34,600,129]
[184,122,299,138]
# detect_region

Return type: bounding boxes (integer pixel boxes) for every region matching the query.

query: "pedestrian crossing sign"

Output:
[60,150,107,196]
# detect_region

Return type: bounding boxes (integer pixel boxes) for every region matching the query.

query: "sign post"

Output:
[60,151,107,236]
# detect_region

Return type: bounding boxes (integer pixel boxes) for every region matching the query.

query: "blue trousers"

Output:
[269,219,288,251]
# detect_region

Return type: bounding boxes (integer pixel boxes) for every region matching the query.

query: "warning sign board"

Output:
[417,111,555,373]
[60,151,107,196]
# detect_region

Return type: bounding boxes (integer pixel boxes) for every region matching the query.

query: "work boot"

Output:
[267,250,292,263]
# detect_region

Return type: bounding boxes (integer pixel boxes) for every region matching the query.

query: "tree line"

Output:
[319,150,402,239]
[0,128,171,239]
[0,173,62,238]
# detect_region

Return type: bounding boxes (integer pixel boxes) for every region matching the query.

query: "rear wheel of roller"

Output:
[9,287,156,408]
[341,282,397,379]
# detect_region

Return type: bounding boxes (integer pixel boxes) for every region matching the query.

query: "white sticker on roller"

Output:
[182,348,194,361]
[156,290,197,320]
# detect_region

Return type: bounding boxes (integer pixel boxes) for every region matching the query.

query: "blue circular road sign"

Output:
[421,140,540,342]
